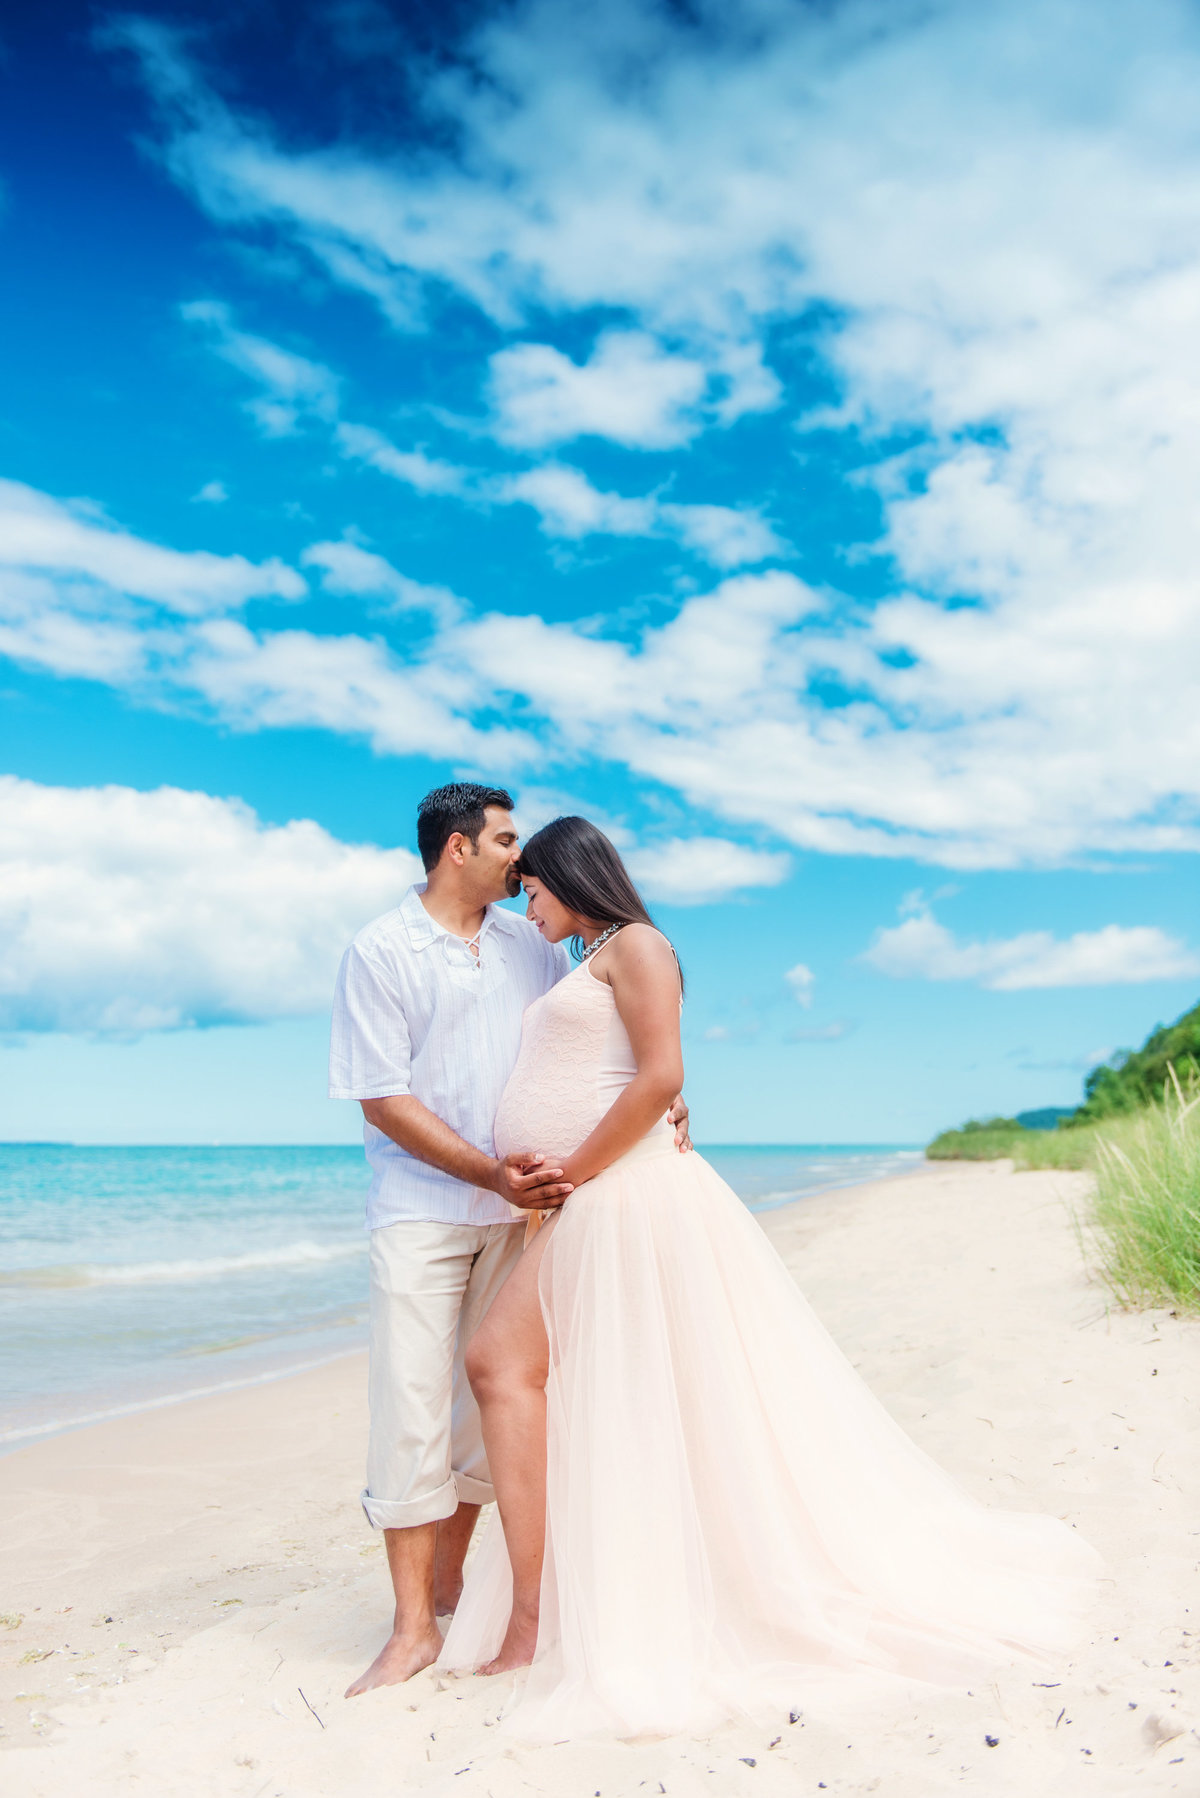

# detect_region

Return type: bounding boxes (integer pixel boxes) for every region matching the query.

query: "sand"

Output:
[2,1159,1197,1796]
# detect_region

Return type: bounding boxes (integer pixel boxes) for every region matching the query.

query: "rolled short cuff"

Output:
[360,1476,460,1531]
[453,1472,495,1506]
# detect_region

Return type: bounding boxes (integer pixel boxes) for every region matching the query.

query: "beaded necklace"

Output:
[580,920,625,962]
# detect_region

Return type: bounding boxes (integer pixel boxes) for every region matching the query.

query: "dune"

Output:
[2,1159,1197,1796]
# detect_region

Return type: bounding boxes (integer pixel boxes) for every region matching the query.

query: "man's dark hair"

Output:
[416,783,514,872]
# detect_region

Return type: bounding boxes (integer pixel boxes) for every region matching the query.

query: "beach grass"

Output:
[925,1120,1096,1169]
[1088,1070,1200,1312]
[927,1070,1200,1313]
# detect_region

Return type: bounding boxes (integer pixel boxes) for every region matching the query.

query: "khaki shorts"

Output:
[362,1218,525,1530]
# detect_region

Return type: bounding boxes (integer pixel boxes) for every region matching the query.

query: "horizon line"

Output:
[0,1139,926,1151]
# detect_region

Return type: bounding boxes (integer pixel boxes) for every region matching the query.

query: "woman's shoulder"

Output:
[607,923,677,967]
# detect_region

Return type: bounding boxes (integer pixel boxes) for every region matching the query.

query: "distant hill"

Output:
[1014,1107,1074,1131]
[1071,998,1200,1122]
[928,997,1200,1155]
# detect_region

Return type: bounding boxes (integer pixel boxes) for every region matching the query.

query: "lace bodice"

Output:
[494,961,653,1158]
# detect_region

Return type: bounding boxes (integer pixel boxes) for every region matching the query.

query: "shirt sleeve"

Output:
[328,941,413,1101]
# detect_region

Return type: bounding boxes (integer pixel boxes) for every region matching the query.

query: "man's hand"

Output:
[490,1150,574,1210]
[669,1092,692,1153]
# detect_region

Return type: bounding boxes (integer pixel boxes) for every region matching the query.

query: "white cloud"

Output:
[182,299,340,435]
[0,777,423,1032]
[784,963,815,1007]
[786,1019,853,1043]
[334,421,469,497]
[103,0,1200,866]
[0,478,519,766]
[658,502,786,570]
[863,903,1200,990]
[0,477,303,619]
[301,539,463,626]
[499,464,656,539]
[496,465,785,565]
[487,331,707,449]
[192,479,228,504]
[181,294,778,567]
[624,837,791,905]
[104,7,790,419]
[0,582,149,685]
[180,618,526,763]
[184,293,470,486]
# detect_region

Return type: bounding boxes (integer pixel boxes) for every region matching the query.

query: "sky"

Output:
[3,0,1200,1146]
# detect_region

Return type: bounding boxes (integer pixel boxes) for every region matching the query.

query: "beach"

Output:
[2,1158,1197,1796]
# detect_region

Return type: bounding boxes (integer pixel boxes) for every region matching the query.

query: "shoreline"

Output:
[0,1345,366,1455]
[3,1159,1198,1794]
[2,1145,924,1452]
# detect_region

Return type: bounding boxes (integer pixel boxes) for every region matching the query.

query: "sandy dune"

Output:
[2,1159,1197,1796]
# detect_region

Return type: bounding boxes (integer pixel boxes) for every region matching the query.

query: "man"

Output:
[330,783,687,1695]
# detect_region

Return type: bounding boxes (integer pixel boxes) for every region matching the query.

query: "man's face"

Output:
[467,808,522,901]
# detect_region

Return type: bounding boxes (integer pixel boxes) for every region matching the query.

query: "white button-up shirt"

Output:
[329,885,569,1229]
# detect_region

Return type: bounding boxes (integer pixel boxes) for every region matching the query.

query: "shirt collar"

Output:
[399,883,517,952]
[485,903,525,939]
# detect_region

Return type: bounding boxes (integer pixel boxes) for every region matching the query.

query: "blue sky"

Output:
[3,0,1200,1145]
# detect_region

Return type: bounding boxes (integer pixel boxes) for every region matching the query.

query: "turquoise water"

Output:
[0,1143,922,1446]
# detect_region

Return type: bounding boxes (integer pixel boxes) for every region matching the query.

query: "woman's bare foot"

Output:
[479,1606,539,1675]
[344,1625,443,1697]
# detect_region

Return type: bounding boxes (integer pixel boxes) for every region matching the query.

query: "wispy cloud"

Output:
[301,539,463,627]
[624,837,791,905]
[334,422,469,498]
[182,300,340,435]
[785,1019,854,1043]
[785,964,815,1007]
[495,464,787,565]
[486,331,708,450]
[183,301,780,566]
[0,477,522,765]
[71,4,1200,864]
[497,463,657,539]
[0,476,303,618]
[178,617,524,763]
[863,899,1200,989]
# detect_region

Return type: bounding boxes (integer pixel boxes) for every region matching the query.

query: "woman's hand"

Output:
[668,1092,692,1152]
[489,1150,573,1209]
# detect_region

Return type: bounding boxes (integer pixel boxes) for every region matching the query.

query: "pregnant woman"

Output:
[439,817,1098,1741]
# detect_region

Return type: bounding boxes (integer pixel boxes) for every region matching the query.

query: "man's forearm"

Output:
[361,1094,497,1189]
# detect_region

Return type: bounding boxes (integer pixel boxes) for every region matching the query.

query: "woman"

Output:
[439,817,1098,1741]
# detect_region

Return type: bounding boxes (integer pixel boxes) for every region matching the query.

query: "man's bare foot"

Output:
[479,1607,538,1676]
[344,1627,442,1697]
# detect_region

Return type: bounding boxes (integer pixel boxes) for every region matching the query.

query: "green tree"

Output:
[1072,1000,1200,1122]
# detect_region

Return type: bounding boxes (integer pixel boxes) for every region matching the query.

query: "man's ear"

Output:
[445,831,468,867]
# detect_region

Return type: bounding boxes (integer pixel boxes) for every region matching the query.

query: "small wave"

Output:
[746,1157,929,1213]
[0,1238,367,1290]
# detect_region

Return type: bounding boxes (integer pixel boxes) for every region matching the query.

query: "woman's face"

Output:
[522,875,585,944]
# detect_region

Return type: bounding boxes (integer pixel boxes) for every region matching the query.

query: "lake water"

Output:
[0,1142,923,1446]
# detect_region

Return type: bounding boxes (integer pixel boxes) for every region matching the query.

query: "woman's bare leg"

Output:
[464,1216,556,1674]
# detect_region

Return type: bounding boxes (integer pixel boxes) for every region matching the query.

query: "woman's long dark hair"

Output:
[518,816,680,986]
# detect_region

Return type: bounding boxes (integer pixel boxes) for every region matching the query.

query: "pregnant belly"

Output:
[493,1069,602,1159]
